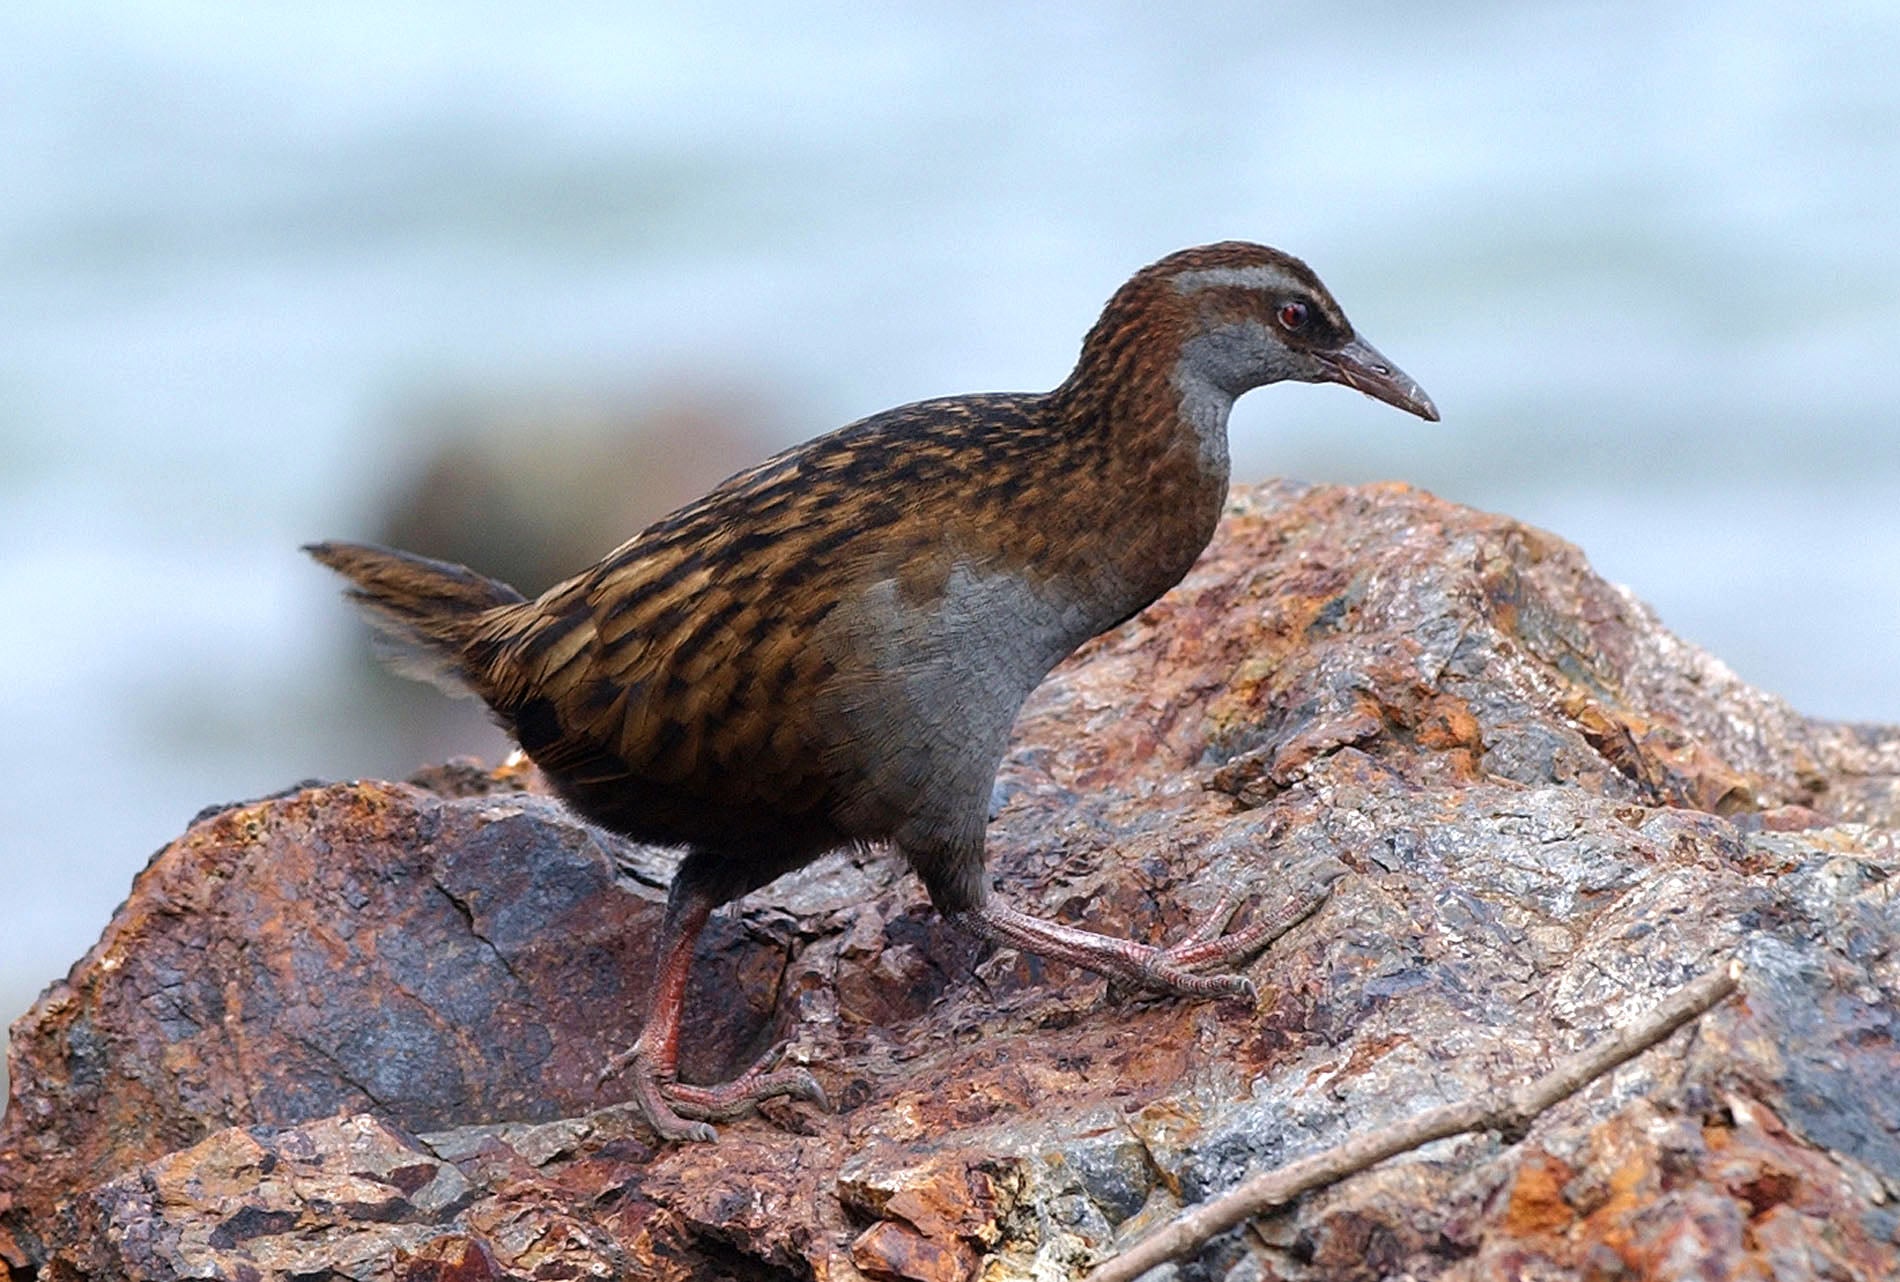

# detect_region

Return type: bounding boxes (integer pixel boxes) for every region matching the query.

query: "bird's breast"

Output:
[811,556,1116,840]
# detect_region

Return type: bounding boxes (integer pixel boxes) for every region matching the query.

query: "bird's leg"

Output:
[600,885,824,1143]
[948,871,1338,1001]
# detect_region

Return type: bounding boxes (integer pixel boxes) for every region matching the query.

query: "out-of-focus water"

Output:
[3,3,1897,1029]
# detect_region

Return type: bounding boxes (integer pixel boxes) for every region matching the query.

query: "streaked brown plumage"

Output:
[309,241,1438,1141]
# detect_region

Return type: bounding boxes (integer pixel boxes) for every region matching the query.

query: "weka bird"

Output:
[309,241,1438,1141]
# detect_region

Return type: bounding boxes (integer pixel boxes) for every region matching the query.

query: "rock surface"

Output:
[5,481,1899,1281]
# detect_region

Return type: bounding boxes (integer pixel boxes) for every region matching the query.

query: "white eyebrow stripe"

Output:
[1169,264,1303,294]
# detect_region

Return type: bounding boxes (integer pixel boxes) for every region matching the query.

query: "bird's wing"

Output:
[470,395,1053,818]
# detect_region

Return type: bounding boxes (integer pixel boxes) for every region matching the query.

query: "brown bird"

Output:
[309,241,1438,1141]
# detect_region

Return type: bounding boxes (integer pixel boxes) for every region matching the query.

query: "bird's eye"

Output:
[1277,301,1309,331]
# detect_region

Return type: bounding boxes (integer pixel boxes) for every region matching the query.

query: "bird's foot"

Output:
[953,860,1344,1002]
[599,1045,827,1144]
[1134,889,1263,999]
[1143,861,1347,989]
[951,898,1252,1001]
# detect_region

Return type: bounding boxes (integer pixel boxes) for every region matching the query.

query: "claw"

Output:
[791,1068,831,1111]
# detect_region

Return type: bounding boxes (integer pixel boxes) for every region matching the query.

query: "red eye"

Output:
[1278,301,1309,331]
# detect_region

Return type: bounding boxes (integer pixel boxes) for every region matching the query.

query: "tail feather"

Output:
[305,540,526,699]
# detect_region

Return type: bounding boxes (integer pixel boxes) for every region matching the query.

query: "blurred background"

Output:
[3,2,1897,1053]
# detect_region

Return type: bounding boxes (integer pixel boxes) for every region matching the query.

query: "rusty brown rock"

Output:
[5,481,1899,1280]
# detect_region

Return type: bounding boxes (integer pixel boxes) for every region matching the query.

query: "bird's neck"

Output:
[1040,317,1235,619]
[1167,364,1237,488]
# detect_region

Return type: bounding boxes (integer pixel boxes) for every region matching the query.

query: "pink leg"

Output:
[948,873,1335,1000]
[599,891,824,1143]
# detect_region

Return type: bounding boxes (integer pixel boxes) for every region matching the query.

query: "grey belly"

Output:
[814,561,1112,853]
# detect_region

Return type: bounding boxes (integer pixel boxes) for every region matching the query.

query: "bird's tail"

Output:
[304,540,527,699]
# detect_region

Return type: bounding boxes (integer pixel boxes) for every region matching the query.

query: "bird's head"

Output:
[1105,241,1440,422]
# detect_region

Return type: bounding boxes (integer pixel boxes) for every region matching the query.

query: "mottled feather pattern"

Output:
[470,395,1120,830]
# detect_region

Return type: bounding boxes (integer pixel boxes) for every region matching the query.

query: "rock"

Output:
[4,481,1898,1280]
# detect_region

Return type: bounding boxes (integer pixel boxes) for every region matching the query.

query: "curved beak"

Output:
[1320,336,1439,422]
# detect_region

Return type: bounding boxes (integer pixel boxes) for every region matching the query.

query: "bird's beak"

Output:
[1319,336,1440,422]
